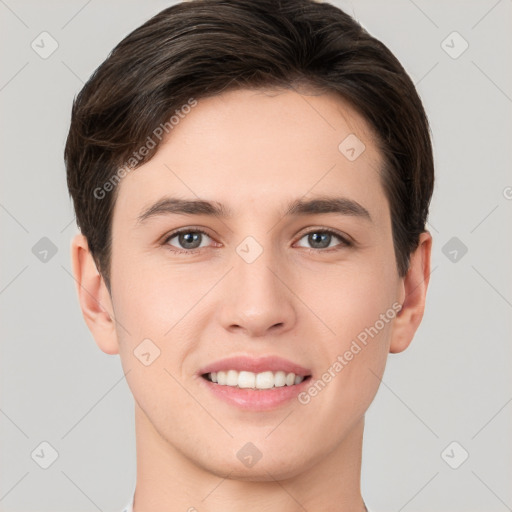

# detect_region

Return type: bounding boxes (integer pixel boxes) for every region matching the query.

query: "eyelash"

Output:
[162,227,353,255]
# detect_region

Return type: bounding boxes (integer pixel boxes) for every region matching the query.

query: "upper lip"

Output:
[198,355,312,377]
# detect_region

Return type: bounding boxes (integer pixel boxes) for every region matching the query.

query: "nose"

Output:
[217,244,297,338]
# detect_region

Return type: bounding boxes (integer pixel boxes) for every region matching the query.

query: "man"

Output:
[65,1,434,510]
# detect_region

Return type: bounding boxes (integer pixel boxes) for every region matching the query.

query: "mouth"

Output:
[197,355,313,410]
[202,370,311,390]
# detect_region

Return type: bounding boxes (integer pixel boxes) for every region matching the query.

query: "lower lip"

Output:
[199,375,311,411]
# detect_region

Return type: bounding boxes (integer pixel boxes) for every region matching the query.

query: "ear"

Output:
[70,233,119,355]
[389,231,432,354]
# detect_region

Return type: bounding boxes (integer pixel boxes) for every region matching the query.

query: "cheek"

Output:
[302,294,394,430]
[112,269,198,427]
[305,256,398,345]
[110,244,199,337]
[299,249,398,404]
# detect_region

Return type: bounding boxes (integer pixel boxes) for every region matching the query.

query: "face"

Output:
[93,88,409,479]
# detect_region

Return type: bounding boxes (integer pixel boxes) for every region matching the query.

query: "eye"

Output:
[162,227,352,255]
[164,228,214,253]
[295,228,352,250]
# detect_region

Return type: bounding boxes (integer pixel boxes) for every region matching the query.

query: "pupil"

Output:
[180,232,200,249]
[310,232,329,248]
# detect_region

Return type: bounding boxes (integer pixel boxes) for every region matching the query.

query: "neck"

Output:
[132,403,367,512]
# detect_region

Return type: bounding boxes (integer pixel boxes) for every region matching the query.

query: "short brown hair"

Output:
[65,0,434,292]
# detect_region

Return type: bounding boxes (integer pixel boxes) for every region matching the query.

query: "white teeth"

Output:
[274,371,286,387]
[206,370,306,389]
[238,371,256,389]
[226,370,238,386]
[256,371,274,389]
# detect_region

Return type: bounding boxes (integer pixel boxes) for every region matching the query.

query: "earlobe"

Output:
[389,231,432,354]
[70,233,119,355]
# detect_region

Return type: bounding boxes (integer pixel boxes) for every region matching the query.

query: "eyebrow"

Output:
[136,195,372,225]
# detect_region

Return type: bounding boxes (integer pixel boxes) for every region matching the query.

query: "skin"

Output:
[71,87,431,512]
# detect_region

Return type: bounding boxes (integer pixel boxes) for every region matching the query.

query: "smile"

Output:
[198,355,312,410]
[203,370,309,390]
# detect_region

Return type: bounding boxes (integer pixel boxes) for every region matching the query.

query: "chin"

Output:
[212,460,307,482]
[195,445,313,482]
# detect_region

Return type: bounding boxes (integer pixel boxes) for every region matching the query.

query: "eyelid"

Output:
[163,226,212,239]
[294,227,353,248]
[163,226,216,247]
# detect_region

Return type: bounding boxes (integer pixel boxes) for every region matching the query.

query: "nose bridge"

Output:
[219,234,296,336]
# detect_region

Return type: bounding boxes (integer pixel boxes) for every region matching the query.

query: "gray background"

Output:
[1,0,511,511]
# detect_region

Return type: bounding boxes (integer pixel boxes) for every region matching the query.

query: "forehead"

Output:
[112,87,388,226]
